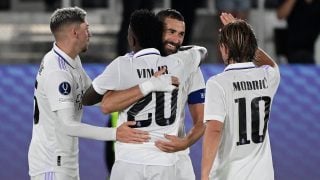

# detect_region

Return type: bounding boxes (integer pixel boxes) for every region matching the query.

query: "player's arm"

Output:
[155,97,205,152]
[82,85,103,106]
[201,77,226,180]
[201,120,223,180]
[219,13,278,68]
[55,108,149,143]
[154,103,205,152]
[155,69,205,152]
[276,0,296,19]
[101,73,179,114]
[101,87,144,114]
[254,48,278,68]
[187,103,205,145]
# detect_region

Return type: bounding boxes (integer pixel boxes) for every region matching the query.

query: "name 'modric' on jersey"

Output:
[137,65,169,78]
[233,78,268,91]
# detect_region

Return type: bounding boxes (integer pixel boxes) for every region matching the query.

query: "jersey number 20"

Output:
[127,90,178,128]
[235,96,271,146]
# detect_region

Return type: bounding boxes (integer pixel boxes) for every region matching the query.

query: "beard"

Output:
[163,41,181,56]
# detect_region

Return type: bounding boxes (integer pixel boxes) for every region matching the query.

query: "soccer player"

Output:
[28,7,150,180]
[98,9,205,180]
[154,9,205,180]
[83,9,205,179]
[201,13,280,180]
[89,9,207,180]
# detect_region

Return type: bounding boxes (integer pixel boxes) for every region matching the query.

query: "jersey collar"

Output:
[53,43,78,69]
[224,62,255,72]
[133,48,160,58]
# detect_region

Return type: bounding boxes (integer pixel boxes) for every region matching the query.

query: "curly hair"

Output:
[129,9,163,51]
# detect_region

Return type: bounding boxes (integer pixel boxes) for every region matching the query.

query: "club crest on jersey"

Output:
[59,82,71,95]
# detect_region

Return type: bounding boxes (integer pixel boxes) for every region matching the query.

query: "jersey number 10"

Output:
[235,96,271,146]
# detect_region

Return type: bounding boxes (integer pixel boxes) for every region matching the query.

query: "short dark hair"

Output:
[50,7,86,34]
[156,9,184,23]
[218,20,258,63]
[130,9,163,50]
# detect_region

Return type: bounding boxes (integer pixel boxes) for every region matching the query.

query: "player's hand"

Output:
[139,75,179,96]
[154,67,179,87]
[116,121,150,143]
[220,12,236,26]
[154,134,188,153]
[153,67,167,77]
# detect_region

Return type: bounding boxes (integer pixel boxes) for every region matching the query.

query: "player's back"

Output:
[208,62,280,180]
[105,47,205,165]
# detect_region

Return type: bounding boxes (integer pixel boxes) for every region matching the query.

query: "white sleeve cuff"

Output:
[204,115,225,123]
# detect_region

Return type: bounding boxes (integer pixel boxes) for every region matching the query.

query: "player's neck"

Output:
[56,41,78,59]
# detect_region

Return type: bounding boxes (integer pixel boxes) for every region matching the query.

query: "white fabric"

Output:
[92,47,205,166]
[175,154,195,180]
[56,108,116,141]
[30,171,79,180]
[110,161,176,180]
[204,62,280,180]
[138,75,176,96]
[28,43,92,177]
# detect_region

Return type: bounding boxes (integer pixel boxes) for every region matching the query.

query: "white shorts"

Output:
[30,172,79,180]
[110,160,176,180]
[175,154,195,180]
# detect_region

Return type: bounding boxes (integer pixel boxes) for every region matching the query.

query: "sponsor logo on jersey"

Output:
[59,82,71,95]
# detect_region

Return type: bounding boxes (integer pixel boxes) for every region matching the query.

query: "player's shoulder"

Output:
[40,50,70,75]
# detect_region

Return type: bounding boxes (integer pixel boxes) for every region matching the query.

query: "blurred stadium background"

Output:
[0,0,320,180]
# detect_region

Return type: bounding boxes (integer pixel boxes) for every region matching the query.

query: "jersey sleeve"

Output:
[44,70,75,111]
[204,77,226,123]
[176,46,207,72]
[262,65,281,94]
[56,108,116,141]
[187,68,205,104]
[171,46,207,84]
[92,59,120,95]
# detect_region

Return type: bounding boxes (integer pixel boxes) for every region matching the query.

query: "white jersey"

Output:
[204,62,280,180]
[28,44,92,177]
[92,47,205,165]
[176,68,205,155]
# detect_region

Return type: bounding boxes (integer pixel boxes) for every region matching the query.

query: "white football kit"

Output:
[204,62,280,180]
[28,44,115,179]
[92,47,206,178]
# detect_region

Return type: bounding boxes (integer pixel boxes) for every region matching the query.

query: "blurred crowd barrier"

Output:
[0,0,319,64]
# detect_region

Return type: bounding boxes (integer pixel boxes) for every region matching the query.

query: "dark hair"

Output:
[130,9,163,50]
[218,20,258,63]
[156,9,184,23]
[50,7,86,34]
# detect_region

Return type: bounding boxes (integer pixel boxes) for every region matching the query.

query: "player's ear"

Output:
[70,24,79,38]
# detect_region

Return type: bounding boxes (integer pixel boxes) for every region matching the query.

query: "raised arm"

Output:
[276,0,296,19]
[101,74,179,114]
[219,13,278,68]
[254,48,277,68]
